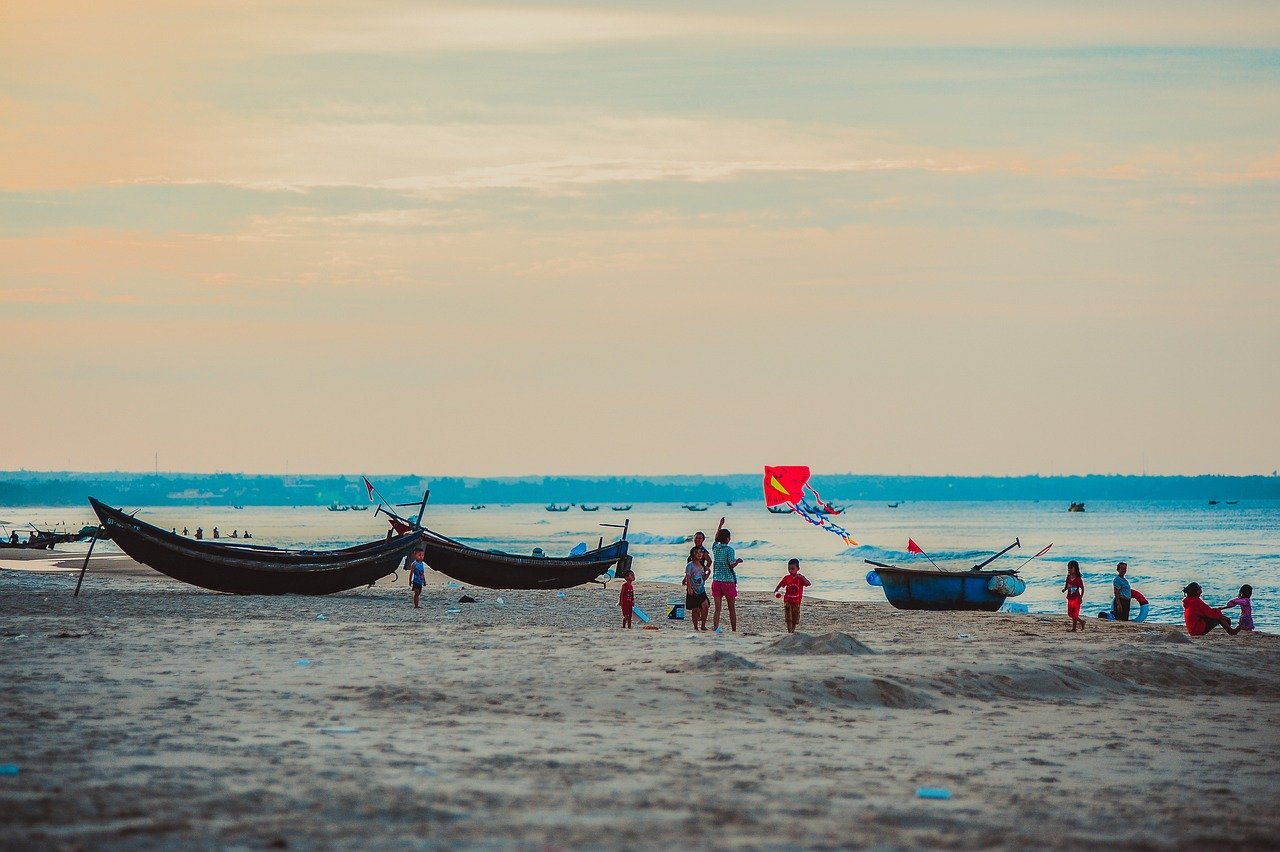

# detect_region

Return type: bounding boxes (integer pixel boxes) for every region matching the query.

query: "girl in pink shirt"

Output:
[1222,584,1254,631]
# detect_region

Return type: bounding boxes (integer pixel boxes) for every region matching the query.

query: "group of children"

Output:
[618,521,812,634]
[1062,559,1255,635]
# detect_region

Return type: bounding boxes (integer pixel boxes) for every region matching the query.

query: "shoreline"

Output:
[3,558,1278,848]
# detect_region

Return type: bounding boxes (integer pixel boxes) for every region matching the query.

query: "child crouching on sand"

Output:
[619,569,636,628]
[409,549,426,609]
[773,558,811,634]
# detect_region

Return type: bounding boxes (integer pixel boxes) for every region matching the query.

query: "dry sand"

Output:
[2,551,1278,849]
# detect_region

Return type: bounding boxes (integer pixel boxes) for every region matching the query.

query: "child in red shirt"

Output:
[773,558,811,634]
[619,570,636,628]
[1062,560,1085,632]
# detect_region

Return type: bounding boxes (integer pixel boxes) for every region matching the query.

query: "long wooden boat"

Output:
[870,565,1025,612]
[89,498,418,595]
[1,528,92,549]
[416,528,629,590]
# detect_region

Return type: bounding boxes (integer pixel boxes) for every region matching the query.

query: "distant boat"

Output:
[470,505,486,510]
[610,505,632,511]
[1225,500,1238,505]
[682,504,709,512]
[1068,502,1086,512]
[348,505,369,512]
[767,506,793,514]
[887,502,903,509]
[232,505,244,510]
[1207,500,1219,505]
[580,505,599,512]
[545,504,570,512]
[327,502,350,512]
[1,526,87,550]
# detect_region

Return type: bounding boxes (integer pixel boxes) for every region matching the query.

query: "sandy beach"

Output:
[2,551,1278,849]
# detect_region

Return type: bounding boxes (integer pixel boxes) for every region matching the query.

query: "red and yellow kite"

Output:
[763,465,856,544]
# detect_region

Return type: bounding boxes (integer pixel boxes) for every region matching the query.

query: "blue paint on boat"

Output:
[873,566,1022,612]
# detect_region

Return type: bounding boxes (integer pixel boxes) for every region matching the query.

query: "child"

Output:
[619,569,636,628]
[711,527,744,632]
[409,549,426,608]
[684,546,710,631]
[1063,560,1085,632]
[773,558,811,634]
[1222,584,1254,632]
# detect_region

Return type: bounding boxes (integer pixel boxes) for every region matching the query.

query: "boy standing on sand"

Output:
[773,558,811,634]
[1113,562,1132,621]
[619,569,636,628]
[409,549,426,609]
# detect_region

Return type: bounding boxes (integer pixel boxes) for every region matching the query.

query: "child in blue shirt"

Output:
[409,549,426,608]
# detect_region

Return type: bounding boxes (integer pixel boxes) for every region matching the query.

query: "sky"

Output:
[2,1,1278,477]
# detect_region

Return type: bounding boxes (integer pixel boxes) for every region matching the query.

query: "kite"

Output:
[763,465,857,545]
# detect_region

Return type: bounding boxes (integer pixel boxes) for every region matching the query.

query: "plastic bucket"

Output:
[666,599,686,620]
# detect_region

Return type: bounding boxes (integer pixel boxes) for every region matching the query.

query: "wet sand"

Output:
[2,554,1278,849]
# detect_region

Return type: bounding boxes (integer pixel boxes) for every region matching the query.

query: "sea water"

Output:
[9,500,1276,630]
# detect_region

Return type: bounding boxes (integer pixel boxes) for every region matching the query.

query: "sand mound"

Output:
[763,631,875,656]
[1146,629,1192,644]
[690,651,759,671]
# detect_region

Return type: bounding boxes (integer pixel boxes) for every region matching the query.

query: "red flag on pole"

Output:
[363,477,376,502]
[906,538,924,555]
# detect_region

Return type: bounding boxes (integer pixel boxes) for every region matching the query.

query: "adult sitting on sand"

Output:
[1113,562,1132,621]
[1182,583,1240,636]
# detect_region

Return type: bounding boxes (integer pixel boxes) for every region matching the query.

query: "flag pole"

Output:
[908,539,943,571]
[1013,543,1053,571]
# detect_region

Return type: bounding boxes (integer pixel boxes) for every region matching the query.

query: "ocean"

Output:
[7,500,1275,630]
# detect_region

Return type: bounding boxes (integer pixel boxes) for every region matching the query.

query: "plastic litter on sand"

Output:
[295,658,311,667]
[315,614,327,621]
[320,727,359,734]
[916,787,952,799]
[0,764,19,776]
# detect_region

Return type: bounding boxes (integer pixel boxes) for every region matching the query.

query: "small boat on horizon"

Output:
[545,504,570,512]
[580,504,599,512]
[1068,502,1086,512]
[887,501,903,509]
[682,504,709,512]
[767,505,793,514]
[470,505,486,510]
[610,505,632,511]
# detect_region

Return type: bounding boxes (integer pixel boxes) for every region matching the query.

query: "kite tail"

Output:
[793,502,857,546]
[803,484,841,515]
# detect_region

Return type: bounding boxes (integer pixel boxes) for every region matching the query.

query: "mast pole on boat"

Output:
[971,537,1020,572]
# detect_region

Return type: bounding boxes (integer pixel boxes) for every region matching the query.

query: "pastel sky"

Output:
[2,2,1278,477]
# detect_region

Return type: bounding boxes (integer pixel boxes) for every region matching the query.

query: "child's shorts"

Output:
[686,592,708,611]
[411,582,424,591]
[711,580,737,600]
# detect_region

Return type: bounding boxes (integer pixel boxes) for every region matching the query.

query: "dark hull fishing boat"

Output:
[0,528,92,549]
[415,529,630,590]
[89,498,418,595]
